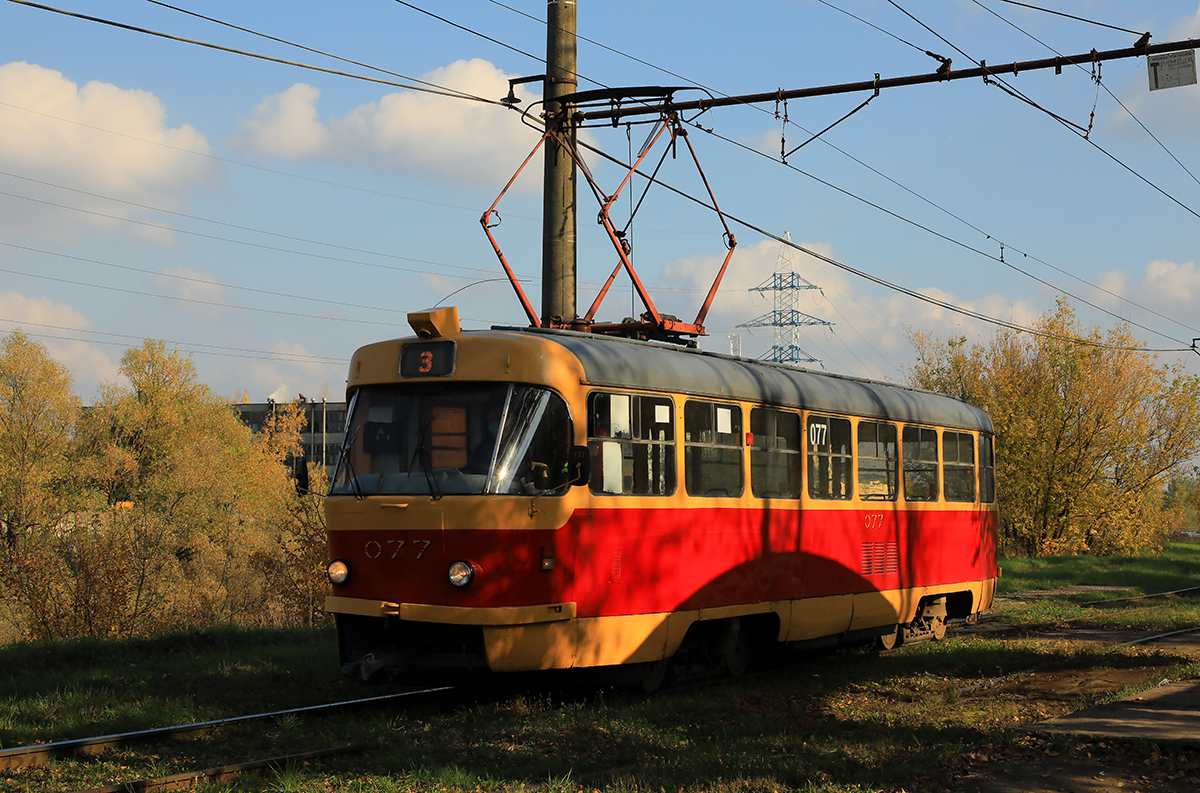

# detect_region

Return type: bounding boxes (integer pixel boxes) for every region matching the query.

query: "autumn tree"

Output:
[0,334,333,641]
[1163,470,1200,531]
[0,331,82,551]
[909,300,1200,556]
[58,341,307,634]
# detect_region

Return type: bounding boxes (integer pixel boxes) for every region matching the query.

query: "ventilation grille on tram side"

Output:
[861,541,899,575]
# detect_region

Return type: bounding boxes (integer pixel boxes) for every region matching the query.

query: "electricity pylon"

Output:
[737,233,832,364]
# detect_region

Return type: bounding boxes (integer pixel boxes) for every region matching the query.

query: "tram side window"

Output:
[684,401,744,497]
[943,431,976,502]
[587,392,675,496]
[857,421,898,501]
[750,407,801,499]
[807,415,852,500]
[902,425,939,502]
[979,434,996,503]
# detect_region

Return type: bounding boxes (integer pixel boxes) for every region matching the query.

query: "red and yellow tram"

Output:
[324,306,999,684]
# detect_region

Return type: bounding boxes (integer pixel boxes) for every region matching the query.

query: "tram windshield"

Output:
[329,383,572,497]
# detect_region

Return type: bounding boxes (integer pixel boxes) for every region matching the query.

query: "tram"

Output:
[323,306,1000,684]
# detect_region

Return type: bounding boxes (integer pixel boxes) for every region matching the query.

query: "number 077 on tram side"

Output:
[324,306,1000,685]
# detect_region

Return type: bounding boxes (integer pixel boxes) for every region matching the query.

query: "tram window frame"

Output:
[684,400,744,498]
[750,407,802,499]
[943,431,976,502]
[587,392,675,496]
[979,434,996,504]
[857,420,898,501]
[807,415,853,500]
[902,425,939,502]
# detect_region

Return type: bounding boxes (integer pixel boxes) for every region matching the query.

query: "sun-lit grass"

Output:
[998,537,1200,597]
[4,543,1200,791]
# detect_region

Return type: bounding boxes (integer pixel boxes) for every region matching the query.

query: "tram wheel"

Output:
[640,658,669,693]
[930,615,947,641]
[723,632,750,677]
[877,626,901,650]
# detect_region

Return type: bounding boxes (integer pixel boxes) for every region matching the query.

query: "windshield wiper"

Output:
[407,419,443,501]
[338,424,365,500]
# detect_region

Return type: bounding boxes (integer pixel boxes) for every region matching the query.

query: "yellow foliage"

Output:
[909,300,1200,556]
[2,337,334,640]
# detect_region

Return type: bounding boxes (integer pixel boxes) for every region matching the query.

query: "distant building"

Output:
[234,399,347,476]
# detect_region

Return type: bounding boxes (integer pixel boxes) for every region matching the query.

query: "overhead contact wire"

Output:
[491,0,1195,339]
[573,136,1191,354]
[993,0,1146,36]
[4,0,500,104]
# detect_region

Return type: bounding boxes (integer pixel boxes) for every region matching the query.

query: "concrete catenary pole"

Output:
[541,0,578,326]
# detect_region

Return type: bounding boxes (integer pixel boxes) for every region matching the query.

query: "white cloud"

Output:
[232,60,545,188]
[234,83,328,160]
[1096,269,1128,307]
[1137,258,1199,305]
[1168,4,1200,38]
[0,291,119,399]
[0,62,220,241]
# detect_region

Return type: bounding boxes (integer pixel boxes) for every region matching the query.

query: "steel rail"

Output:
[69,742,377,793]
[1080,585,1200,607]
[1118,626,1200,647]
[981,584,1200,623]
[0,687,449,771]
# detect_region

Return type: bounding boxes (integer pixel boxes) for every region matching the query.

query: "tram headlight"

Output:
[326,558,351,586]
[448,560,477,588]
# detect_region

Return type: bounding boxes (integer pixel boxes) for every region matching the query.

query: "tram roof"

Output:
[494,326,993,433]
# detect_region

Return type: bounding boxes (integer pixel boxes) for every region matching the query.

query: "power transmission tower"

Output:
[738,233,832,364]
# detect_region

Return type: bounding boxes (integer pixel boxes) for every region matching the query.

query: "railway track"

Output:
[979,583,1200,625]
[1,687,449,792]
[0,687,448,771]
[12,590,1198,791]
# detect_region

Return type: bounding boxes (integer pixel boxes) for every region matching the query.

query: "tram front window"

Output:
[330,383,571,496]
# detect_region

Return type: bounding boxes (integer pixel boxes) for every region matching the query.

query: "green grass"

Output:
[4,543,1200,792]
[994,536,1200,629]
[998,537,1200,597]
[0,624,358,747]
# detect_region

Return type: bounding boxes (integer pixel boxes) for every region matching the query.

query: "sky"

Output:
[0,0,1198,404]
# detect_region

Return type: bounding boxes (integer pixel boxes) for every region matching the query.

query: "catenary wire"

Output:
[970,0,1200,189]
[993,0,1146,36]
[0,317,345,364]
[805,2,1199,333]
[0,99,515,217]
[0,257,410,328]
[0,169,506,277]
[13,0,1196,353]
[390,0,544,69]
[487,0,1199,338]
[141,0,485,101]
[2,238,407,316]
[672,122,1193,345]
[18,0,1168,330]
[400,0,1200,349]
[4,0,499,104]
[572,135,1194,354]
[883,0,1199,219]
[0,177,509,281]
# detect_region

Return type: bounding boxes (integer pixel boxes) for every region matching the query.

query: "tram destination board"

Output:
[400,340,456,377]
